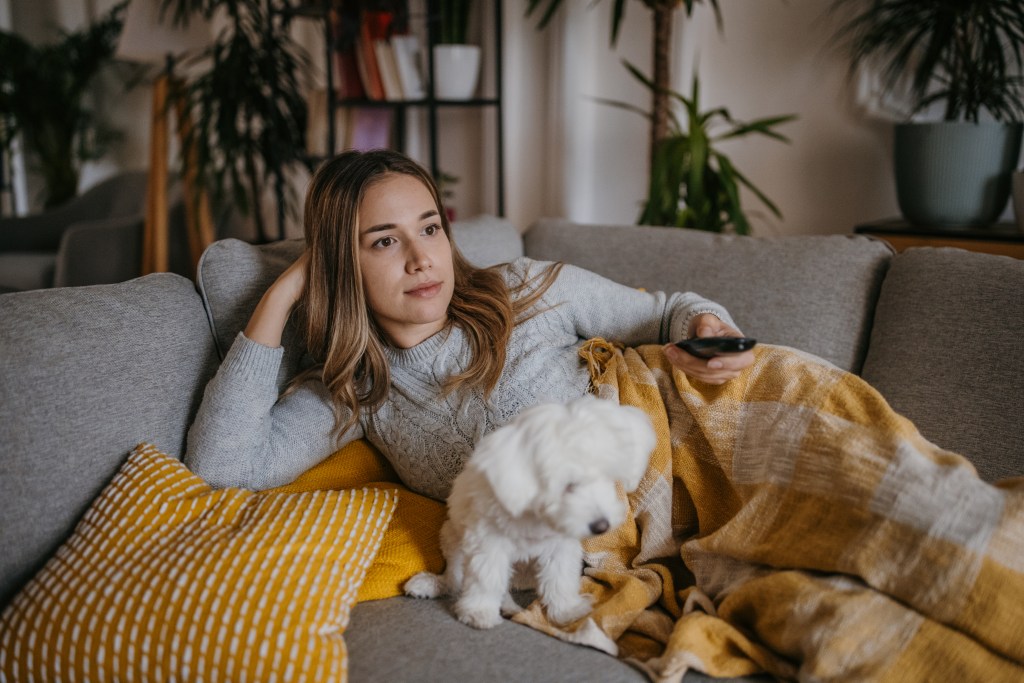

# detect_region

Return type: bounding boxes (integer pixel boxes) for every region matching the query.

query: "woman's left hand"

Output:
[662,313,755,385]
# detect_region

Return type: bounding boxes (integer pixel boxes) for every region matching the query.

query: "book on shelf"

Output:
[373,40,405,101]
[328,6,365,100]
[307,91,392,156]
[390,34,425,100]
[349,108,393,151]
[354,10,391,101]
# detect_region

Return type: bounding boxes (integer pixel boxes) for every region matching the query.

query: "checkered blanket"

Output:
[512,340,1024,682]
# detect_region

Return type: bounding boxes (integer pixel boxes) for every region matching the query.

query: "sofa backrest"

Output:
[861,248,1024,481]
[0,274,218,606]
[524,219,894,374]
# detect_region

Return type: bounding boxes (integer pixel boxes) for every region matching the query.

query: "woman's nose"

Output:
[406,245,432,271]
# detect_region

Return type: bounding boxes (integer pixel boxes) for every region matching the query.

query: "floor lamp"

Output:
[116,1,215,276]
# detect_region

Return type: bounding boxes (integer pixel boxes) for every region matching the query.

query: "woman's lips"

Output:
[406,281,443,297]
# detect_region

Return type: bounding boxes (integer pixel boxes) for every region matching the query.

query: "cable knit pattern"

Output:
[185,257,735,500]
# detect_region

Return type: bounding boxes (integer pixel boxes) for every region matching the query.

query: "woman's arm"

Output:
[521,258,753,384]
[245,251,308,347]
[184,253,363,489]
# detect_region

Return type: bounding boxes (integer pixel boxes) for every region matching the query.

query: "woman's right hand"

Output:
[273,250,310,306]
[244,251,310,348]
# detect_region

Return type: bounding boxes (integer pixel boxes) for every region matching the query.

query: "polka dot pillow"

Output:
[0,443,396,681]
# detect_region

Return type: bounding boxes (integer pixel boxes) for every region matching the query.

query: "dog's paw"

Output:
[455,601,504,629]
[404,572,443,599]
[500,592,523,617]
[544,595,593,625]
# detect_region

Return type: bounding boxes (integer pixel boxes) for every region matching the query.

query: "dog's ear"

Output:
[469,414,543,517]
[579,399,655,492]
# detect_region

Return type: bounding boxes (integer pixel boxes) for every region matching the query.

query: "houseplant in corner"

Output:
[609,63,795,234]
[159,0,310,243]
[0,1,128,208]
[432,0,479,100]
[834,0,1024,227]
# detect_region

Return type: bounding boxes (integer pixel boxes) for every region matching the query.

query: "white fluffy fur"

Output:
[404,396,656,629]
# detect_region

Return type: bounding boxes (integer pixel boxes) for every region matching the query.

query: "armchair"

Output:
[0,170,197,290]
[0,171,148,290]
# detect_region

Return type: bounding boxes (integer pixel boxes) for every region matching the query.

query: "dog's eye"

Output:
[565,482,577,494]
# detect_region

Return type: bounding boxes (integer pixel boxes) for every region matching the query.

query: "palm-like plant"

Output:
[161,0,310,242]
[610,63,794,233]
[0,2,128,208]
[832,0,1024,123]
[528,0,793,233]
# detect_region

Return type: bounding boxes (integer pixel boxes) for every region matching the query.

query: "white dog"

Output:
[404,395,656,629]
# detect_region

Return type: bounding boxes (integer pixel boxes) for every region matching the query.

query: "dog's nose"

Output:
[589,518,610,535]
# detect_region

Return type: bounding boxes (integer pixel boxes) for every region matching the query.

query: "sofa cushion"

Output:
[860,248,1024,481]
[524,219,894,374]
[0,274,218,607]
[347,597,762,682]
[0,443,396,681]
[196,215,523,378]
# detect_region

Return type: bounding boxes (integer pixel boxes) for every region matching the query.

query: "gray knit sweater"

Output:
[184,257,734,500]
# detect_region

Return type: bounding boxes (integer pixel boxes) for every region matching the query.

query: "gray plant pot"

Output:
[894,121,1023,228]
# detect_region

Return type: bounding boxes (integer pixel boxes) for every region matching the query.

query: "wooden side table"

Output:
[854,220,1024,259]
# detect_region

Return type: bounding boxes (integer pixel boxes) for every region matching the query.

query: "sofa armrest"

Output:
[52,216,144,288]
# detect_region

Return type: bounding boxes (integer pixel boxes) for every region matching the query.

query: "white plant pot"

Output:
[1013,171,1024,233]
[432,44,481,100]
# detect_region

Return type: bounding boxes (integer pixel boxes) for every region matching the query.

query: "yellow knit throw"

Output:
[510,340,1024,682]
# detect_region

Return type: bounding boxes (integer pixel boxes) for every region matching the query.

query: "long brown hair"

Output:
[295,149,560,434]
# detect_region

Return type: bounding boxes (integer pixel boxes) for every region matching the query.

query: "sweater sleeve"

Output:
[184,332,363,490]
[517,258,739,345]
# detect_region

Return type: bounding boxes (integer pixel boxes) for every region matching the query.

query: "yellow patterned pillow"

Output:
[0,443,396,682]
[272,438,446,601]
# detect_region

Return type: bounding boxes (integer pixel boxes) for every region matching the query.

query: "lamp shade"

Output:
[115,0,212,65]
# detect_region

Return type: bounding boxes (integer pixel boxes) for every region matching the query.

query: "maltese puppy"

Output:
[404,395,656,629]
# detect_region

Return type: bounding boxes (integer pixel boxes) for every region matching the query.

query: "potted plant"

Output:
[432,0,479,100]
[160,0,311,243]
[526,0,800,234]
[0,1,128,208]
[833,0,1024,227]
[611,63,795,234]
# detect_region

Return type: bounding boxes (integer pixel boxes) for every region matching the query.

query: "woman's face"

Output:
[357,172,455,349]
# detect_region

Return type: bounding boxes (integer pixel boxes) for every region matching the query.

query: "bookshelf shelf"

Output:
[303,0,505,215]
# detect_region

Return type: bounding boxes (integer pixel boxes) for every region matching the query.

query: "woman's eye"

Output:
[374,236,395,248]
[423,224,439,236]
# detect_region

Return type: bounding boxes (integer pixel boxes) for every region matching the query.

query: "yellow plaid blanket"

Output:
[510,340,1024,682]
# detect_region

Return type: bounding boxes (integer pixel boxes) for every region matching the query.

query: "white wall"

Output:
[11,0,1018,234]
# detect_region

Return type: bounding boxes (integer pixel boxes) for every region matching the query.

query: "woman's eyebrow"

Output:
[363,210,440,235]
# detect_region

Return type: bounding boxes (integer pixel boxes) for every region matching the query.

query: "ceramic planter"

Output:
[894,121,1023,227]
[432,44,480,100]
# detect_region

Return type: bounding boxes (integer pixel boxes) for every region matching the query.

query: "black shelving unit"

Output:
[307,0,504,215]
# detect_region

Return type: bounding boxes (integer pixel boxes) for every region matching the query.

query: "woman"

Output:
[184,149,753,499]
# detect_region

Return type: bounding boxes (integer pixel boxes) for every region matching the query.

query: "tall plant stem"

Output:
[650,4,673,172]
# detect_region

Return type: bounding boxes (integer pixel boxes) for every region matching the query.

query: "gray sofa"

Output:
[2,216,1022,681]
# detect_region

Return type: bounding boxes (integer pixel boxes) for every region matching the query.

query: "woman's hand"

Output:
[244,251,309,348]
[662,313,755,385]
